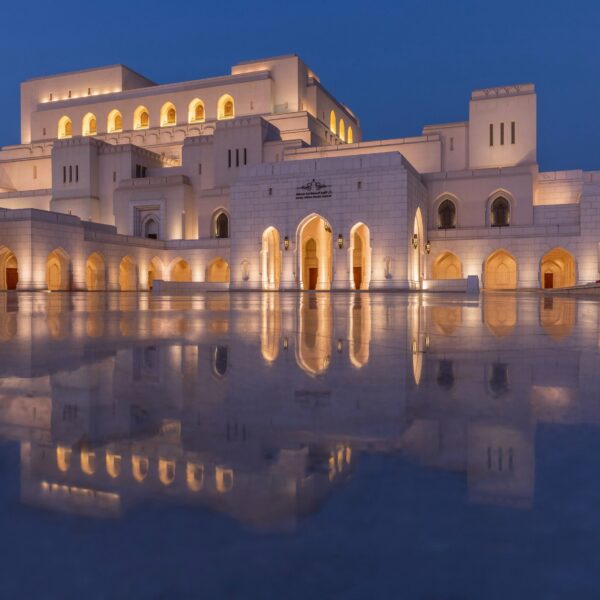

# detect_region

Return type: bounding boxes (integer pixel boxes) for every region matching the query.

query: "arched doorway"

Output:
[432,251,462,280]
[0,248,18,290]
[147,257,163,290]
[297,214,333,290]
[86,253,105,291]
[296,294,332,375]
[540,248,576,289]
[261,227,281,290]
[411,208,425,287]
[170,258,192,282]
[350,223,371,290]
[206,258,230,283]
[47,248,70,291]
[119,257,137,291]
[484,249,517,290]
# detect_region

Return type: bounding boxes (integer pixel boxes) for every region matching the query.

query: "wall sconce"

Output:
[412,234,418,250]
[283,337,289,350]
[337,234,344,249]
[284,236,290,251]
[425,240,432,254]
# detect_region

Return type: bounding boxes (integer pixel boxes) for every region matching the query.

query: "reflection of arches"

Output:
[297,214,333,290]
[119,256,137,291]
[47,248,70,291]
[170,258,192,282]
[329,110,337,134]
[411,208,425,287]
[56,446,71,472]
[188,98,205,123]
[437,360,455,390]
[261,293,281,362]
[350,223,371,290]
[349,295,371,368]
[160,102,177,126]
[540,296,576,340]
[86,252,106,291]
[132,455,149,482]
[133,105,150,129]
[206,258,230,283]
[107,109,123,133]
[487,363,509,397]
[296,294,332,375]
[213,211,229,238]
[82,112,97,136]
[216,467,234,492]
[186,463,204,491]
[159,458,176,485]
[147,256,163,290]
[106,451,121,478]
[432,251,462,280]
[431,306,462,335]
[58,116,72,139]
[81,449,96,475]
[484,249,517,290]
[409,298,424,385]
[484,295,517,338]
[0,247,18,290]
[212,345,228,377]
[217,94,235,119]
[540,247,576,289]
[261,226,281,290]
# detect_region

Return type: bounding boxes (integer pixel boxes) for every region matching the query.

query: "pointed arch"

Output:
[147,256,164,290]
[206,257,230,283]
[119,256,137,291]
[212,209,229,238]
[540,247,576,289]
[350,222,371,290]
[82,112,97,136]
[58,116,72,139]
[347,126,354,144]
[296,294,332,376]
[160,101,177,127]
[217,94,235,120]
[339,118,346,142]
[133,105,150,130]
[296,213,333,290]
[432,251,462,280]
[86,252,106,291]
[107,109,123,133]
[411,208,425,287]
[484,249,517,290]
[188,98,205,123]
[261,226,281,290]
[169,257,192,282]
[329,110,337,134]
[0,246,18,290]
[46,248,70,291]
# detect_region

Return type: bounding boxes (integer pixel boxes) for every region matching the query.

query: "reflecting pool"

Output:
[0,291,599,598]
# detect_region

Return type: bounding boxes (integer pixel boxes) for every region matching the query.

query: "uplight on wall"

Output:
[412,234,419,250]
[337,234,344,249]
[284,236,290,251]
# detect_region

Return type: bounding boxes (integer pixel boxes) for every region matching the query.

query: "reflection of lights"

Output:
[336,339,343,353]
[283,337,289,350]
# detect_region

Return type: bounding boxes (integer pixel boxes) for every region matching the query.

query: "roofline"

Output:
[23,64,156,85]
[233,54,299,67]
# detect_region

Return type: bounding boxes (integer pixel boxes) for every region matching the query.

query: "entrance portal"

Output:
[540,248,576,289]
[484,249,517,290]
[350,223,371,290]
[297,214,333,290]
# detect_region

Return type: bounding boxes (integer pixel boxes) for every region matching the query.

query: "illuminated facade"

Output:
[0,55,598,290]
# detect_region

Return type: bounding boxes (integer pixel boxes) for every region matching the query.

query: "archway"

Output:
[411,208,425,287]
[329,110,337,134]
[484,295,517,337]
[107,109,123,133]
[0,248,18,290]
[206,258,230,283]
[350,223,371,290]
[170,258,192,282]
[261,226,281,290]
[213,211,229,238]
[82,112,97,136]
[217,94,235,119]
[296,294,332,375]
[432,251,462,280]
[57,116,72,139]
[119,256,137,291]
[540,248,576,289]
[86,253,106,291]
[160,102,177,127]
[484,249,517,290]
[188,98,205,123]
[297,214,333,290]
[47,248,70,291]
[349,295,371,368]
[147,257,163,290]
[133,105,150,130]
[540,296,575,340]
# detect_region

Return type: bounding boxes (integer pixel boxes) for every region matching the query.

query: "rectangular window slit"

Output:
[236,148,239,167]
[228,149,231,168]
[489,123,494,146]
[500,123,505,145]
[69,165,72,183]
[243,148,247,165]
[511,121,516,144]
[63,166,66,184]
[75,165,79,182]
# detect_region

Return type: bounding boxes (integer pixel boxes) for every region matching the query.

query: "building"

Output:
[0,54,597,291]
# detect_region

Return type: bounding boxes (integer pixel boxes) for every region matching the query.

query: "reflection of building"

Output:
[0,57,598,292]
[0,292,598,524]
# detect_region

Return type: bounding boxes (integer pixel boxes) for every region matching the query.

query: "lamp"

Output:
[337,234,344,249]
[284,236,290,251]
[425,240,432,254]
[412,234,418,250]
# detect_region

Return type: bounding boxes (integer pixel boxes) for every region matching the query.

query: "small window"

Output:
[489,123,494,146]
[144,218,158,240]
[140,111,149,128]
[87,87,91,96]
[491,196,510,227]
[33,166,37,179]
[63,166,66,184]
[243,148,247,165]
[75,165,79,182]
[511,121,516,144]
[68,90,72,98]
[195,103,204,121]
[223,100,233,118]
[215,212,229,239]
[198,163,202,175]
[69,165,72,183]
[438,199,456,229]
[43,128,46,136]
[228,150,231,168]
[500,122,504,145]
[49,93,53,101]
[449,137,454,151]
[113,171,116,183]
[235,149,239,167]
[167,107,176,125]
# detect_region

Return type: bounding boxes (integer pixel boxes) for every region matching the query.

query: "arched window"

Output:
[143,218,158,239]
[347,126,354,144]
[215,212,229,238]
[339,118,346,142]
[160,102,176,127]
[329,110,337,134]
[438,199,456,229]
[82,113,97,136]
[58,116,72,139]
[108,109,123,133]
[218,94,235,119]
[188,99,205,123]
[491,196,510,227]
[195,103,204,121]
[134,106,149,130]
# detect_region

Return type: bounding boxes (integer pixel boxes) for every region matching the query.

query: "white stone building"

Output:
[0,54,596,291]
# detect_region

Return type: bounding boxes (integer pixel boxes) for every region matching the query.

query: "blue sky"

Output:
[2,0,599,170]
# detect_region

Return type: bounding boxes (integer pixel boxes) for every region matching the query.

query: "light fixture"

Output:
[412,234,418,250]
[336,339,343,353]
[425,240,432,254]
[337,234,344,249]
[284,236,290,251]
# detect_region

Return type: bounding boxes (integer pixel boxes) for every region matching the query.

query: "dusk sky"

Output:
[2,0,599,170]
